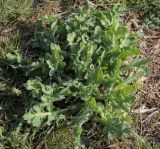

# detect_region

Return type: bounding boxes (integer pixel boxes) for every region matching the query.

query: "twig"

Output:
[144,36,160,39]
[132,106,157,114]
[142,111,159,123]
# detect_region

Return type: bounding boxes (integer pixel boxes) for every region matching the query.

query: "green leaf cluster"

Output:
[4,5,149,147]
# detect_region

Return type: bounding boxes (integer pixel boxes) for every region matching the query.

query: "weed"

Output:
[0,2,150,148]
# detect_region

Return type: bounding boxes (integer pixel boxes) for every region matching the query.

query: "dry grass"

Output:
[134,27,160,147]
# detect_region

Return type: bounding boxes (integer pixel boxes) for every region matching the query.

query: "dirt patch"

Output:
[134,27,160,147]
[31,0,61,22]
[0,0,62,56]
